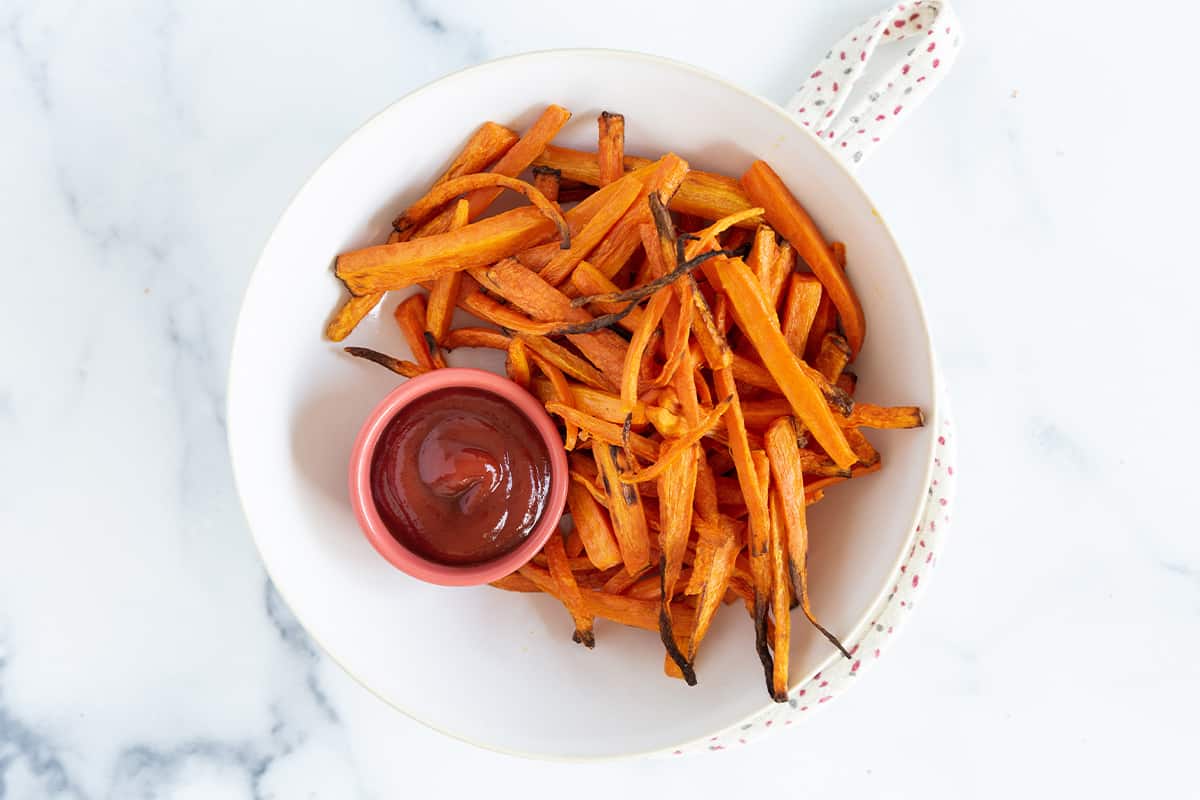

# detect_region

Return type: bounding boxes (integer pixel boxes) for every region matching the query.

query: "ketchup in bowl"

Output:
[369,387,553,566]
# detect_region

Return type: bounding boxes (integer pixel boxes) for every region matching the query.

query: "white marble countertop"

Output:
[2,0,1197,796]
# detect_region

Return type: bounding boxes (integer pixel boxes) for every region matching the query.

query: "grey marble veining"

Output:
[1,0,1197,797]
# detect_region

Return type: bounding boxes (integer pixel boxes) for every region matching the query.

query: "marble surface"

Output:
[1,0,1196,796]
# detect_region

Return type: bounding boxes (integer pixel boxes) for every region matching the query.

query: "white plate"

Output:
[228,50,938,760]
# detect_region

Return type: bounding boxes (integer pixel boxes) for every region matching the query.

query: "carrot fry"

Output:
[742,160,865,356]
[394,294,446,370]
[846,403,924,429]
[338,206,568,295]
[764,241,795,312]
[504,337,531,389]
[621,285,672,415]
[392,173,568,247]
[539,173,642,286]
[545,527,595,647]
[532,145,762,226]
[566,478,623,570]
[655,442,699,684]
[531,165,561,202]
[532,379,647,427]
[545,402,659,462]
[564,526,585,558]
[425,199,471,344]
[814,332,852,382]
[843,426,881,467]
[443,326,510,351]
[343,347,428,378]
[685,519,739,666]
[597,112,626,186]
[710,256,857,469]
[527,349,578,450]
[593,443,651,574]
[461,105,571,223]
[748,225,778,295]
[749,449,775,693]
[587,154,689,279]
[764,417,850,658]
[520,335,612,392]
[781,273,823,358]
[618,396,732,484]
[325,122,519,341]
[768,486,791,701]
[803,461,882,498]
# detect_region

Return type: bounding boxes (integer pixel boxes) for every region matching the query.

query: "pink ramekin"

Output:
[348,367,568,586]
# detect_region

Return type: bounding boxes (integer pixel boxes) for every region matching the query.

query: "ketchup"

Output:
[370,387,552,565]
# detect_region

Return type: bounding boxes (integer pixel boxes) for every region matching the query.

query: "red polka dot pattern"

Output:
[788,0,963,167]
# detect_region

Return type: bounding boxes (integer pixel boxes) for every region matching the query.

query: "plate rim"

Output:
[226,46,940,761]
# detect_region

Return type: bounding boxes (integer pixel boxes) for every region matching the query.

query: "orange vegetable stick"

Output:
[765,241,795,312]
[566,477,622,570]
[741,160,865,356]
[505,337,531,389]
[425,198,471,344]
[588,154,689,279]
[748,225,778,294]
[618,397,731,484]
[392,173,568,245]
[531,165,561,202]
[764,417,850,658]
[538,173,642,286]
[593,443,651,574]
[527,349,578,450]
[544,528,595,647]
[532,145,763,226]
[768,486,791,701]
[520,335,613,392]
[544,402,659,462]
[463,105,571,222]
[655,441,699,683]
[338,206,566,295]
[479,258,631,389]
[531,379,647,427]
[781,273,823,358]
[814,332,852,382]
[393,294,445,370]
[597,111,625,186]
[710,256,857,469]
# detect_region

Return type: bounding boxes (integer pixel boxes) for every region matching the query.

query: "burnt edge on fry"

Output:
[423,331,441,360]
[621,412,635,467]
[548,300,640,335]
[754,594,774,695]
[788,557,852,659]
[531,165,562,178]
[343,346,415,376]
[570,247,745,308]
[659,556,698,685]
[571,628,596,648]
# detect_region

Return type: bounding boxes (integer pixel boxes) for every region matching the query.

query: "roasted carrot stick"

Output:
[710,256,857,469]
[781,273,823,358]
[531,165,561,202]
[742,160,865,356]
[566,478,623,571]
[597,111,626,186]
[393,294,445,370]
[538,173,642,286]
[425,198,471,344]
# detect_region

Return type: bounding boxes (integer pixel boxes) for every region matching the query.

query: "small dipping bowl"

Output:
[349,368,569,586]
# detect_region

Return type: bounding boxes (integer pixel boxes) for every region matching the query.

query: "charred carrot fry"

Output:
[462,105,571,222]
[588,154,689,279]
[618,397,732,484]
[343,347,428,379]
[544,528,595,647]
[544,403,659,462]
[520,335,612,392]
[764,417,850,658]
[814,332,852,383]
[593,443,651,574]
[567,260,645,332]
[768,486,791,701]
[393,294,445,370]
[742,160,866,356]
[655,441,699,683]
[531,165,561,202]
[567,478,623,570]
[836,371,858,396]
[392,173,567,245]
[505,337,531,389]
